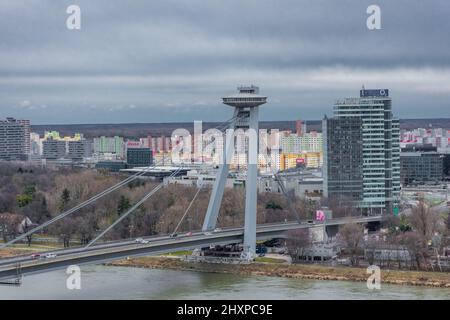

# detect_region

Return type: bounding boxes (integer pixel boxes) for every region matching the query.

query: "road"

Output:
[0,215,382,280]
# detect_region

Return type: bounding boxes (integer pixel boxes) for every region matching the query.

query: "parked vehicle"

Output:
[256,245,267,254]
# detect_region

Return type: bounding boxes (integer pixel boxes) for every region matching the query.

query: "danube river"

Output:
[0,265,449,299]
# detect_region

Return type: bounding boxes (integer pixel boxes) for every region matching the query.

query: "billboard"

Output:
[360,89,389,97]
[315,210,325,221]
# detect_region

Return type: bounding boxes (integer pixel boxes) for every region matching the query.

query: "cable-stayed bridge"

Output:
[0,216,382,280]
[0,86,385,282]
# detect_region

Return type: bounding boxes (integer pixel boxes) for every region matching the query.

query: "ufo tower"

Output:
[202,85,267,259]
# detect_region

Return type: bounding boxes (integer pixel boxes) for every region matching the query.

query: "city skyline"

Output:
[1,1,450,303]
[1,0,450,124]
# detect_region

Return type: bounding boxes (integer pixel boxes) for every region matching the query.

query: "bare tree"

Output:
[51,218,77,248]
[337,222,364,266]
[397,231,428,270]
[286,229,311,263]
[408,201,439,241]
[0,213,23,243]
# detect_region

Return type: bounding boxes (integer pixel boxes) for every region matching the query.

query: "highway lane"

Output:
[0,215,383,278]
[0,230,249,279]
[0,225,248,267]
[0,218,339,265]
[0,233,178,267]
[0,221,265,266]
[0,216,383,266]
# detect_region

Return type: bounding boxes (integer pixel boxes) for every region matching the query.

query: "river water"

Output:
[0,265,449,300]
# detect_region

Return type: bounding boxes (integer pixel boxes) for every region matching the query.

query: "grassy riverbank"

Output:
[107,256,450,288]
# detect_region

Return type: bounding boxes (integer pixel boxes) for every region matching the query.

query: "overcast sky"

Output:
[0,0,449,124]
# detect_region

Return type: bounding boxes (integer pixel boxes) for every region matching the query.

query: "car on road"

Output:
[30,253,40,260]
[44,253,57,259]
[169,233,178,238]
[213,228,222,232]
[135,238,149,244]
[186,231,193,236]
[203,232,213,236]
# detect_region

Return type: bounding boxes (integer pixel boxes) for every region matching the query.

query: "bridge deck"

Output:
[0,216,382,280]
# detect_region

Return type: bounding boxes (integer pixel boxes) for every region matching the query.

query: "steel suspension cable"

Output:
[84,167,183,248]
[1,157,168,248]
[171,183,203,235]
[2,117,237,249]
[260,139,302,223]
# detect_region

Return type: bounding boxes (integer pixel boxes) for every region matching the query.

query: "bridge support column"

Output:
[202,86,266,262]
[202,113,237,231]
[243,107,258,258]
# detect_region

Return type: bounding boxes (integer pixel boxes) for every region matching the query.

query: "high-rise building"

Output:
[400,144,444,185]
[67,141,86,160]
[42,137,67,160]
[323,117,364,203]
[126,147,153,168]
[278,129,323,170]
[0,117,30,161]
[323,89,400,215]
[400,127,450,153]
[280,133,302,154]
[41,131,90,162]
[19,119,31,156]
[93,136,124,159]
[400,151,444,186]
[280,131,323,154]
[30,132,42,159]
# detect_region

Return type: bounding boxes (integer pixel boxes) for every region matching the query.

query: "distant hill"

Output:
[31,118,450,139]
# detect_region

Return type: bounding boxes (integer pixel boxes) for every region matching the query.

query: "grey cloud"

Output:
[0,0,449,124]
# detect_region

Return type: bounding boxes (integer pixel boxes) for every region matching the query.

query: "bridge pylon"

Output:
[202,86,267,260]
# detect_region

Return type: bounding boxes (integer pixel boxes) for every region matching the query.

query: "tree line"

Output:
[0,162,316,247]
